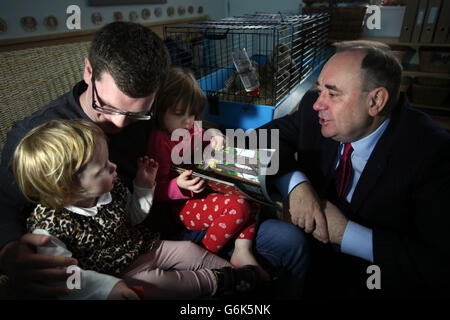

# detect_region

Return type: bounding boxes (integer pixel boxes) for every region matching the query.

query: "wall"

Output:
[0,0,408,44]
[0,0,222,41]
[0,0,310,41]
[224,0,303,17]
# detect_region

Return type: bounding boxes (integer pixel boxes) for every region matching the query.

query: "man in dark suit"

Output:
[261,40,450,298]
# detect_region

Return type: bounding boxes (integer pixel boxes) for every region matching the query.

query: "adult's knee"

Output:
[259,219,308,250]
[256,219,309,271]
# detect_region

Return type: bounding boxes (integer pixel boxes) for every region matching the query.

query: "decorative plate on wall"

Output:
[167,6,174,17]
[114,11,123,21]
[21,16,37,32]
[178,6,185,16]
[129,11,139,22]
[188,6,194,14]
[92,12,103,25]
[198,6,204,14]
[154,8,162,17]
[89,0,167,5]
[141,8,151,20]
[0,18,7,35]
[44,15,58,30]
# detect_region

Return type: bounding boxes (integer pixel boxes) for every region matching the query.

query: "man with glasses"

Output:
[0,21,169,298]
[0,21,309,299]
[91,74,152,121]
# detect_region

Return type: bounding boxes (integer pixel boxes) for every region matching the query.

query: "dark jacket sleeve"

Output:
[372,128,450,294]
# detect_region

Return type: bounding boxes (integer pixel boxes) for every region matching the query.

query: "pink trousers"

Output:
[123,240,231,299]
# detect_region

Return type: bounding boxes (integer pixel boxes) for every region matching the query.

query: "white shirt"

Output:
[276,117,391,262]
[33,183,155,300]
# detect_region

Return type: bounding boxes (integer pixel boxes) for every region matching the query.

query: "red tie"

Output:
[334,143,353,199]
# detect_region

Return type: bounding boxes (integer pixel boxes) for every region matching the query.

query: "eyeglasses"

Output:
[91,74,151,120]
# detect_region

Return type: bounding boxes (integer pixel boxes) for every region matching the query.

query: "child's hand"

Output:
[135,156,159,189]
[177,169,206,193]
[108,281,140,300]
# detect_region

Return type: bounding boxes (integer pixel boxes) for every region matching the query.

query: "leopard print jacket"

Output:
[26,179,159,277]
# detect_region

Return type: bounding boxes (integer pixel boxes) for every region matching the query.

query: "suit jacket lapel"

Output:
[350,109,402,215]
[350,140,391,214]
[319,138,339,197]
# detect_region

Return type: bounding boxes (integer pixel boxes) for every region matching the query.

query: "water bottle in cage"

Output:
[232,48,260,96]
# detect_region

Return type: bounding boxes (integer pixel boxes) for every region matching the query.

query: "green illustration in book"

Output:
[172,146,279,208]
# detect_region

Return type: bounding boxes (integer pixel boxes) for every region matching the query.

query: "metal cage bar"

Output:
[164,13,330,107]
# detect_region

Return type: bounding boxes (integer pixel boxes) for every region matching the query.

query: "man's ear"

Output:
[83,58,93,84]
[367,87,389,117]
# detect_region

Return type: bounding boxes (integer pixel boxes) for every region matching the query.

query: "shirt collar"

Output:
[347,116,391,161]
[65,192,112,217]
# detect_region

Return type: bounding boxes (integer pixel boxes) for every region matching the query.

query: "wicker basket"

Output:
[0,41,90,152]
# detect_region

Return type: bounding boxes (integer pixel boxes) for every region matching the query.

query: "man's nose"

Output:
[313,94,326,111]
[111,114,128,128]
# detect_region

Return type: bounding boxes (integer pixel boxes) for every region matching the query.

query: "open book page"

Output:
[199,147,274,185]
[171,147,278,207]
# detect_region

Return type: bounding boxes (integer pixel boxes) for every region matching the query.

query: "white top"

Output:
[33,183,155,300]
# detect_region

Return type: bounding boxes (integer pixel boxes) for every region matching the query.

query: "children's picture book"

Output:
[171,147,279,208]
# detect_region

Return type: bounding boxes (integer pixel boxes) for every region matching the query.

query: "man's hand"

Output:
[314,200,349,245]
[177,170,206,193]
[0,233,78,299]
[288,182,329,243]
[108,281,140,300]
[135,156,159,189]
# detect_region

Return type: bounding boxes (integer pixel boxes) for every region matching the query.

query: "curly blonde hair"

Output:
[13,119,106,210]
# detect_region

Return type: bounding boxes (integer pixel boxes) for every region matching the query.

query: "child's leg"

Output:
[230,218,258,269]
[179,194,252,253]
[229,203,271,280]
[180,197,270,281]
[201,194,253,252]
[123,240,232,299]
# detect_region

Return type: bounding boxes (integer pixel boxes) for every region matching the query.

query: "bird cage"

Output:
[164,13,331,129]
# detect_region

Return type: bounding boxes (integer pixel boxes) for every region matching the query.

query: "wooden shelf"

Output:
[358,37,450,132]
[360,36,450,48]
[403,65,450,79]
